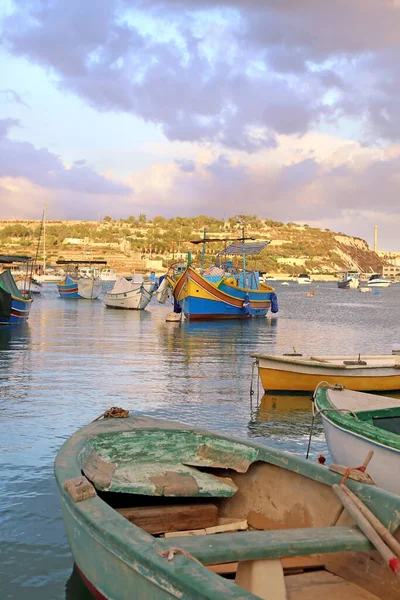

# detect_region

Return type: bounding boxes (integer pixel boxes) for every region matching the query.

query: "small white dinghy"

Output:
[104,275,154,310]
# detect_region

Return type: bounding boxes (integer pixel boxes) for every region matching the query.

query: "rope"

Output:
[159,547,203,566]
[91,407,129,422]
[340,464,367,485]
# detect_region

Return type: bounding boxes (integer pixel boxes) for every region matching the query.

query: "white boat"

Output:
[314,386,400,496]
[78,276,103,299]
[261,274,276,282]
[281,281,289,286]
[15,276,42,294]
[104,275,154,310]
[367,274,391,288]
[100,268,117,281]
[297,273,312,284]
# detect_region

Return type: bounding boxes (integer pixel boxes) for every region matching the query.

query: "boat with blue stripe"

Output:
[0,255,33,325]
[165,230,278,321]
[337,271,360,289]
[57,260,106,299]
[57,275,79,298]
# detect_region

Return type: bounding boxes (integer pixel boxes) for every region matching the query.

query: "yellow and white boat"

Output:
[251,353,400,392]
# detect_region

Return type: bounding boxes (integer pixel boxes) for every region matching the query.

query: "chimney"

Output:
[374,225,378,252]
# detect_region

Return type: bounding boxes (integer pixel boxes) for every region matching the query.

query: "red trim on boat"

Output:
[75,564,110,600]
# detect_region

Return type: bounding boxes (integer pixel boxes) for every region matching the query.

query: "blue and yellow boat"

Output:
[166,234,278,321]
[169,265,277,320]
[0,255,33,325]
[57,274,80,298]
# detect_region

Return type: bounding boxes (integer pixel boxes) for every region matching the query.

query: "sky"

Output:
[1,0,400,249]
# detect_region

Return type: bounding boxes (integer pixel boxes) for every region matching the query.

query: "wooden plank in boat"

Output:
[285,570,380,599]
[208,556,325,576]
[117,503,218,534]
[164,519,248,538]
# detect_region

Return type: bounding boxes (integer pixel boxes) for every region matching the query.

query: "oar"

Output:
[331,450,374,526]
[332,484,400,579]
[341,485,400,559]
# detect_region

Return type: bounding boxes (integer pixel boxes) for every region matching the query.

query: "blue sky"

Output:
[1,0,400,249]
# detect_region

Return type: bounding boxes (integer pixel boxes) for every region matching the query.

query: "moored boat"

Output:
[15,275,42,294]
[104,275,154,310]
[100,268,117,281]
[367,274,391,288]
[251,353,400,392]
[168,265,277,320]
[314,385,400,496]
[55,412,400,600]
[297,273,312,284]
[337,271,360,289]
[57,261,106,299]
[0,255,33,325]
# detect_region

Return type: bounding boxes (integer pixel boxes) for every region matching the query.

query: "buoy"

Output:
[166,312,183,322]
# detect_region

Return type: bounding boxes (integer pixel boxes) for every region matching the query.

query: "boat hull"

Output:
[172,267,274,321]
[320,413,400,496]
[104,283,153,310]
[16,278,42,294]
[78,278,103,300]
[254,355,400,392]
[58,278,79,298]
[337,279,359,289]
[367,281,391,288]
[0,294,33,325]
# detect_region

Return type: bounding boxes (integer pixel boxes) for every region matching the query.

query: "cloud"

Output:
[205,154,248,180]
[0,118,132,196]
[174,158,196,173]
[6,0,398,150]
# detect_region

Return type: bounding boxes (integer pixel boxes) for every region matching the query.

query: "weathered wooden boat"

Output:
[313,385,400,496]
[251,353,400,392]
[0,255,33,325]
[55,413,400,599]
[104,275,154,310]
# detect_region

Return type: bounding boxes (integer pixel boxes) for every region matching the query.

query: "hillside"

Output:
[0,215,383,275]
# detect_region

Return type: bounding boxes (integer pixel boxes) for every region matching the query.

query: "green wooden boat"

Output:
[55,413,400,599]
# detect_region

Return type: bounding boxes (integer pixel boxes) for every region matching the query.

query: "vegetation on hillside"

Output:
[0,214,382,274]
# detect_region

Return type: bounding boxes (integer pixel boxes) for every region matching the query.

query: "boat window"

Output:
[372,416,400,435]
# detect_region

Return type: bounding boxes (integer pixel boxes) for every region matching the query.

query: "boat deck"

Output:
[327,388,400,412]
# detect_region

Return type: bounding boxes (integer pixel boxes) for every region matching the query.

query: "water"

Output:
[1,281,400,598]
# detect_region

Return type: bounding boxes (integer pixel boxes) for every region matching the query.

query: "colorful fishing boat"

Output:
[57,261,106,299]
[164,233,278,320]
[314,385,400,496]
[337,271,360,289]
[55,412,400,600]
[251,353,400,392]
[0,255,33,325]
[104,275,154,310]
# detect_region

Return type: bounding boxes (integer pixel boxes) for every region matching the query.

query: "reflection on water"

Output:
[1,282,400,598]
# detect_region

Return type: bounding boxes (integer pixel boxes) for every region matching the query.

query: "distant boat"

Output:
[260,274,276,282]
[337,271,360,289]
[314,385,400,496]
[367,274,391,288]
[15,275,42,294]
[57,261,106,299]
[0,255,33,325]
[100,268,117,281]
[104,275,154,310]
[297,273,312,284]
[251,353,400,392]
[281,281,289,286]
[55,412,400,600]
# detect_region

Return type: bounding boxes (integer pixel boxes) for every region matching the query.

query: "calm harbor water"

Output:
[1,281,400,599]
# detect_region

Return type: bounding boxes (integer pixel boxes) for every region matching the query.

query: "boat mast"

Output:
[201,228,206,271]
[43,205,47,274]
[241,226,246,271]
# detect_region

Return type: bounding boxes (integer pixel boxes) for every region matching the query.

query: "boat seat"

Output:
[79,429,258,497]
[156,526,372,565]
